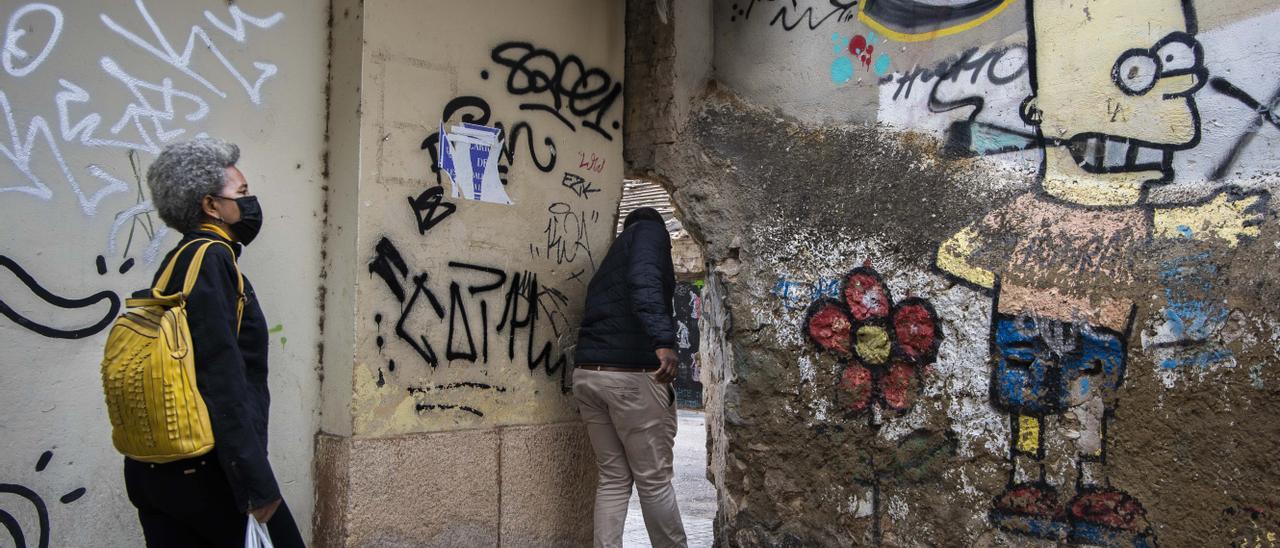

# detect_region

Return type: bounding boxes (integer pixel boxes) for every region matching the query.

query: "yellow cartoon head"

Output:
[1023,0,1206,205]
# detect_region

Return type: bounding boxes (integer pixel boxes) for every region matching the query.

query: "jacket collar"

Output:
[188,224,242,259]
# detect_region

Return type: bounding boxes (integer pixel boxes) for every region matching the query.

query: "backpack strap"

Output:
[151,238,246,332]
[151,239,209,297]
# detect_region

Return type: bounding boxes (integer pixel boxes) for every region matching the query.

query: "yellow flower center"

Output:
[855,325,891,365]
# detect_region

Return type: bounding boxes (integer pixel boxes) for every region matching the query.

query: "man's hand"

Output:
[250,498,282,523]
[654,347,678,383]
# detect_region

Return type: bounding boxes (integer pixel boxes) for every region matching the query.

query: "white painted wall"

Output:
[0,1,328,544]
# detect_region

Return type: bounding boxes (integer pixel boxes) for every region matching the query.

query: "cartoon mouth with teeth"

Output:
[1029,27,1209,206]
[1055,31,1207,184]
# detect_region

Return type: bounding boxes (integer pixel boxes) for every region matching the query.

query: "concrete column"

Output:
[314,0,626,545]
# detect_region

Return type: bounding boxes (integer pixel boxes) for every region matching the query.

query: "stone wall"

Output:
[629,0,1280,545]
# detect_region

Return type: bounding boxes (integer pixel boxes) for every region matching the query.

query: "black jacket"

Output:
[574,219,676,368]
[139,228,279,512]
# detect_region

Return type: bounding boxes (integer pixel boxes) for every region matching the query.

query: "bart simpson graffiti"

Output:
[934,1,1267,545]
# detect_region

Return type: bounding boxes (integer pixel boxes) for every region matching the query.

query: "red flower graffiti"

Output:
[805,266,941,416]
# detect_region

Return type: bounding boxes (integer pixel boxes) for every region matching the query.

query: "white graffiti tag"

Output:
[3,3,63,77]
[0,1,284,219]
[101,0,284,105]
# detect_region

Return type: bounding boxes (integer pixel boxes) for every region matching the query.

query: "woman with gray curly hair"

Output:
[120,137,304,547]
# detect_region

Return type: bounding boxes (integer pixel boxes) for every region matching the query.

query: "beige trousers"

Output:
[574,368,687,548]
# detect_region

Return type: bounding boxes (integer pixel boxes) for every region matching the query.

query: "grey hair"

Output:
[147,138,240,233]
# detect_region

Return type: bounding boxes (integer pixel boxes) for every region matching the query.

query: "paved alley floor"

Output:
[622,409,717,548]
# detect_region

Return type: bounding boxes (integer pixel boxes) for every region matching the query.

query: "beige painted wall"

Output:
[346,0,626,436]
[0,1,328,544]
[311,2,621,544]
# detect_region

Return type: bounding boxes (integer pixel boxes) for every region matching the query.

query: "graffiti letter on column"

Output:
[450,261,504,363]
[561,172,600,200]
[0,256,121,339]
[497,271,569,386]
[540,202,598,267]
[397,273,446,368]
[576,151,606,174]
[446,282,478,361]
[3,3,63,78]
[369,237,409,302]
[408,186,456,235]
[370,238,447,368]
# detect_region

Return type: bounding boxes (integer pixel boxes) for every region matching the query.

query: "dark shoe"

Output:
[989,483,1068,541]
[1067,488,1156,547]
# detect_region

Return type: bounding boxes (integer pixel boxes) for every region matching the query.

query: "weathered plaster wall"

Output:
[0,1,328,545]
[630,0,1280,545]
[313,0,622,545]
[351,0,626,436]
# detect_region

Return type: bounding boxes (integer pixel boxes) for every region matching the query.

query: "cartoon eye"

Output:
[1156,38,1197,73]
[1112,49,1158,95]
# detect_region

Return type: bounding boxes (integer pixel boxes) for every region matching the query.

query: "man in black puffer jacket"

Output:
[573,207,687,548]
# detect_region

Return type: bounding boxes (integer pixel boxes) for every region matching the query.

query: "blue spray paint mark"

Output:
[874,53,892,77]
[1158,253,1228,343]
[773,277,811,310]
[774,276,842,308]
[1160,347,1234,370]
[831,56,854,84]
[814,278,842,299]
[1176,225,1194,239]
[968,123,1036,155]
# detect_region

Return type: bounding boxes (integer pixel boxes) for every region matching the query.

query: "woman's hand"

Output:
[250,498,282,523]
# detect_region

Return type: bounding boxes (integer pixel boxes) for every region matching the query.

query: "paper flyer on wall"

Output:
[437,122,512,205]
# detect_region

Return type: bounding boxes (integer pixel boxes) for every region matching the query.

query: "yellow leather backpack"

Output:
[101,238,244,463]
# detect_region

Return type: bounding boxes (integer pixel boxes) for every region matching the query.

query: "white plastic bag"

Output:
[245,515,274,548]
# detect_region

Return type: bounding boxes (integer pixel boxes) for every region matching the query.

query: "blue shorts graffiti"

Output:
[991,315,1125,415]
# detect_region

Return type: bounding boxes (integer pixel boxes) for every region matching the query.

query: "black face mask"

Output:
[212,195,263,246]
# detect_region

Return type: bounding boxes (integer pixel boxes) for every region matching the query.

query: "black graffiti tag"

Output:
[1208,78,1280,181]
[0,256,120,339]
[561,172,601,200]
[368,238,572,391]
[489,42,623,141]
[729,0,858,31]
[408,186,456,235]
[1,450,87,548]
[533,202,598,267]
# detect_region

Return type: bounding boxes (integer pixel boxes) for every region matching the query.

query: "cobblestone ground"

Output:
[622,409,716,548]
